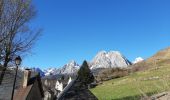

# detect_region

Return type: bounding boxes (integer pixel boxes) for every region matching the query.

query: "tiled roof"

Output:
[58,78,98,100]
[0,67,44,100]
[0,67,23,100]
[13,74,44,100]
[13,84,33,100]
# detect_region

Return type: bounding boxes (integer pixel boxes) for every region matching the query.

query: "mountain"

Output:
[133,57,144,64]
[90,51,132,69]
[44,60,80,76]
[147,47,170,62]
[31,67,45,77]
[60,60,80,74]
[44,68,60,76]
[29,50,133,76]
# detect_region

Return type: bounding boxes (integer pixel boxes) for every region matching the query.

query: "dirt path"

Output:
[150,92,170,100]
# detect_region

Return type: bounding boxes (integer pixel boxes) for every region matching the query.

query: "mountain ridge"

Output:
[90,51,132,69]
[28,50,135,76]
[43,60,80,76]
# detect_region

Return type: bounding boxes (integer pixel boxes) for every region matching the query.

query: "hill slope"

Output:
[90,47,170,100]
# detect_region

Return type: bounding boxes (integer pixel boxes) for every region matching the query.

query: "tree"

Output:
[0,0,41,84]
[0,0,4,49]
[78,60,94,85]
[0,0,3,17]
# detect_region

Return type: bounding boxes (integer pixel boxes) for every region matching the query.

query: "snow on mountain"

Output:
[90,51,132,69]
[7,61,79,77]
[44,68,60,76]
[16,50,133,76]
[44,60,80,76]
[133,57,144,64]
[60,60,80,74]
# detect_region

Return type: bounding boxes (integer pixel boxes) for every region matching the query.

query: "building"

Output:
[55,80,63,92]
[0,66,23,100]
[42,76,72,100]
[44,89,55,100]
[55,76,72,96]
[13,69,44,100]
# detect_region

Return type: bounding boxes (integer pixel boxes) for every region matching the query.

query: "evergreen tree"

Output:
[78,60,94,85]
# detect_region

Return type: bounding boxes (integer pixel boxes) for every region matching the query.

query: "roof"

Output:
[58,77,98,100]
[0,67,23,100]
[31,74,44,97]
[13,73,44,100]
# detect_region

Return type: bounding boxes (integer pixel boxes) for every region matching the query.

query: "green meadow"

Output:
[90,62,170,100]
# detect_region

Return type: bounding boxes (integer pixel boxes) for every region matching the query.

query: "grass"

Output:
[90,62,170,100]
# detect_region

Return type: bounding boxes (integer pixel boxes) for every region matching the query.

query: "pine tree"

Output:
[78,60,94,85]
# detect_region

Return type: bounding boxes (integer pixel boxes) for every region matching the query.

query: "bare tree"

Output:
[0,0,4,41]
[0,0,5,61]
[0,0,41,84]
[0,0,3,17]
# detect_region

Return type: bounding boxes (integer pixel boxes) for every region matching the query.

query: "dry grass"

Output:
[90,59,170,100]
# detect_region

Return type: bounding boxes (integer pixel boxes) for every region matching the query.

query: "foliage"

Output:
[78,60,94,85]
[95,68,129,82]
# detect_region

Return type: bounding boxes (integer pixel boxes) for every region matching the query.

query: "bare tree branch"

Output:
[0,0,41,84]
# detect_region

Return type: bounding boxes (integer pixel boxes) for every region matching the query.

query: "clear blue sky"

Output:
[23,0,170,69]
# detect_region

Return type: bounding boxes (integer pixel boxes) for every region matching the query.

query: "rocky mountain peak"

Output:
[43,60,80,76]
[66,60,79,67]
[90,51,132,69]
[61,60,79,74]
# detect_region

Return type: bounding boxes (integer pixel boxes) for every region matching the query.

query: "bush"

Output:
[95,68,129,82]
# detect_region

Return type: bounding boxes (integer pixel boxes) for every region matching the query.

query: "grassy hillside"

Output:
[90,48,170,100]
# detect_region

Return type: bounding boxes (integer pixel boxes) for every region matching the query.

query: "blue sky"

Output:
[23,0,170,69]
